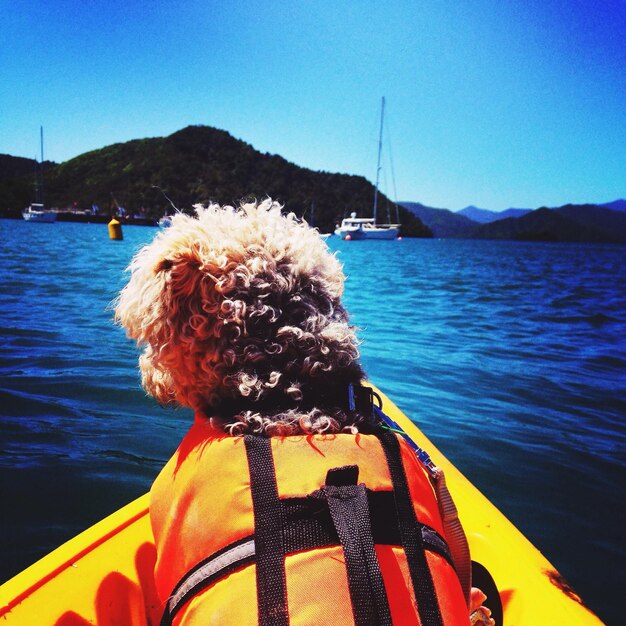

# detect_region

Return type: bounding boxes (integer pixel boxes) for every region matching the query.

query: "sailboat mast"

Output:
[373,96,385,225]
[39,126,45,208]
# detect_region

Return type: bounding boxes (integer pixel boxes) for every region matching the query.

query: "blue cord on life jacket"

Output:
[373,405,438,478]
[348,384,438,477]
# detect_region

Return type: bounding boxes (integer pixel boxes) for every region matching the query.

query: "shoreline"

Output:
[0,209,157,226]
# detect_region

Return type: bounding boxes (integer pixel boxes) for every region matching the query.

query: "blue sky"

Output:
[2,0,624,211]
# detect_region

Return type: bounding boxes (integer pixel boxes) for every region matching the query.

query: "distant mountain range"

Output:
[599,199,626,212]
[400,199,626,243]
[399,202,477,238]
[457,205,532,223]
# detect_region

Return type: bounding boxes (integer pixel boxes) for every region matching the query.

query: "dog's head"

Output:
[115,199,365,434]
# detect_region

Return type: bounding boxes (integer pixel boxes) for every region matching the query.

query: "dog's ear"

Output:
[157,254,201,275]
[159,253,223,337]
[156,258,174,273]
[164,254,204,291]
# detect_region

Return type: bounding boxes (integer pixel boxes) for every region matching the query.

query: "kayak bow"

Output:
[0,387,603,625]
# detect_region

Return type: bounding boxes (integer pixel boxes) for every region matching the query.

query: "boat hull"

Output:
[335,227,399,240]
[0,386,603,625]
[22,211,56,223]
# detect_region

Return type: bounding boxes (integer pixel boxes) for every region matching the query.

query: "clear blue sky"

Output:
[2,0,624,211]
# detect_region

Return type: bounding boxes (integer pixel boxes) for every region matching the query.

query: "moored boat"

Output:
[335,212,399,239]
[0,385,603,625]
[23,129,56,223]
[22,204,56,223]
[335,97,401,240]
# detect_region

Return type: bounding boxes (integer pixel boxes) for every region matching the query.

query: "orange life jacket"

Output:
[151,417,469,625]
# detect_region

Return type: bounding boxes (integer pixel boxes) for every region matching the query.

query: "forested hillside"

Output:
[0,126,432,236]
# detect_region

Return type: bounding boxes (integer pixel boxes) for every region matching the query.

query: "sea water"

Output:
[0,219,624,623]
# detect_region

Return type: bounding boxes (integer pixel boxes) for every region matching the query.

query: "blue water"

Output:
[1,220,624,623]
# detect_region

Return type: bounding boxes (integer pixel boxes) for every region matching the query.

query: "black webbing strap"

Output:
[160,520,452,624]
[378,431,444,626]
[311,465,393,626]
[244,435,289,626]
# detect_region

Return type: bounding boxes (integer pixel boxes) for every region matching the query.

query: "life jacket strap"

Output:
[433,467,472,607]
[311,465,393,626]
[160,536,256,626]
[160,520,452,626]
[244,435,290,626]
[378,430,445,626]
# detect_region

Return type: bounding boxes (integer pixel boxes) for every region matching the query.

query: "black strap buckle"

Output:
[347,384,383,419]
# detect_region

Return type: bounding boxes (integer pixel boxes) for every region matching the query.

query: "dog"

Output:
[115,199,490,625]
[115,199,368,436]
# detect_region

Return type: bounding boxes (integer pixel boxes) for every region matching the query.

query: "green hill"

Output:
[1,126,432,236]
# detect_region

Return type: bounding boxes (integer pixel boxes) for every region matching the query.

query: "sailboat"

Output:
[22,127,56,223]
[335,97,400,240]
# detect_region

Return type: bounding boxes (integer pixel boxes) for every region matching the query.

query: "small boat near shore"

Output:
[0,385,603,625]
[23,128,56,223]
[22,204,56,223]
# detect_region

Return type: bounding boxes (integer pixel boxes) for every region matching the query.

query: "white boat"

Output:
[23,128,55,223]
[334,97,400,241]
[334,212,399,240]
[22,203,56,223]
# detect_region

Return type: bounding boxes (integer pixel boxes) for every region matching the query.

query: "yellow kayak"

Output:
[0,388,603,625]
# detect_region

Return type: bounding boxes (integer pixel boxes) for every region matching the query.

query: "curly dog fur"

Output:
[115,199,367,435]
